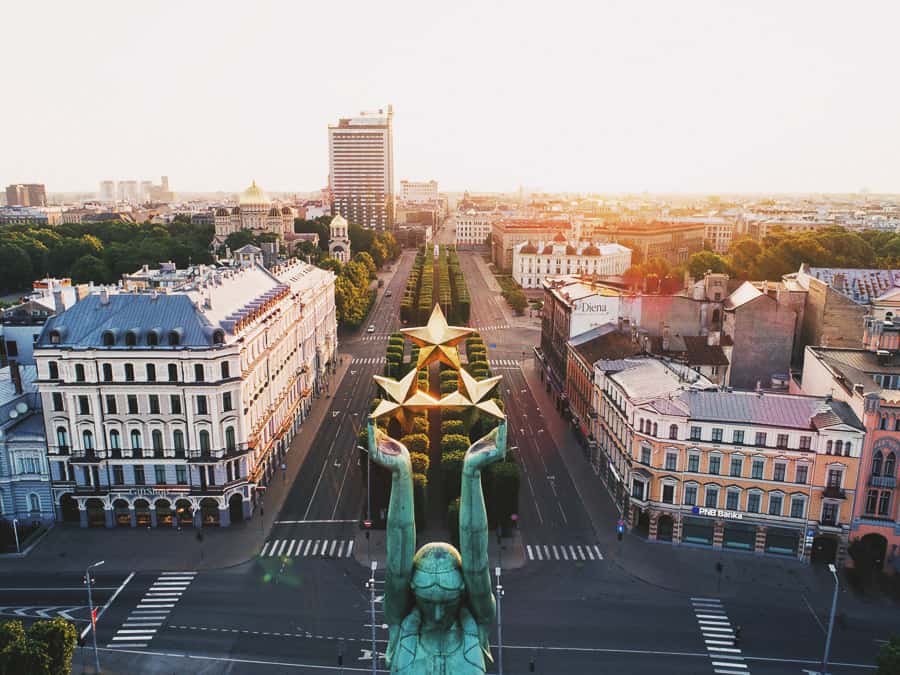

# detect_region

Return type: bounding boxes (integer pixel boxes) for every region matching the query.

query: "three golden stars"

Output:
[370,305,505,430]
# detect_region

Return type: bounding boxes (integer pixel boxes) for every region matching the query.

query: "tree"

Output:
[441,420,465,436]
[0,618,76,675]
[353,252,377,279]
[507,289,528,315]
[27,618,77,675]
[441,434,470,456]
[878,635,900,675]
[410,452,430,474]
[0,244,33,291]
[687,250,731,279]
[69,255,110,284]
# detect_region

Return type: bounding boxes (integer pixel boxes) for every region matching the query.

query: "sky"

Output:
[3,0,899,195]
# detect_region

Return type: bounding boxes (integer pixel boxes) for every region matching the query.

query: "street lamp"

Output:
[822,562,839,675]
[85,560,105,674]
[11,518,19,554]
[495,566,504,675]
[367,560,378,675]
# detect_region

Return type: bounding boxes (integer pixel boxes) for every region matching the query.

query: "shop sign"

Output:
[692,506,743,520]
[113,487,187,499]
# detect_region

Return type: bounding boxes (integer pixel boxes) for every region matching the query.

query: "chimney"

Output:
[9,359,23,395]
[100,288,110,305]
[52,283,65,315]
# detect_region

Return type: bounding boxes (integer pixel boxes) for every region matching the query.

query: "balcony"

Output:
[823,486,846,499]
[869,475,897,489]
[820,515,839,527]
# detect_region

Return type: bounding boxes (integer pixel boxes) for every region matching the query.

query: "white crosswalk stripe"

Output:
[525,543,604,562]
[107,571,196,648]
[260,538,355,559]
[352,357,388,365]
[690,598,750,674]
[474,324,510,331]
[488,359,520,368]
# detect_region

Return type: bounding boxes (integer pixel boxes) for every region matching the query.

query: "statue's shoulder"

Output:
[392,607,421,670]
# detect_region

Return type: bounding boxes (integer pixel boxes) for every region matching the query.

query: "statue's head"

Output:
[410,542,465,629]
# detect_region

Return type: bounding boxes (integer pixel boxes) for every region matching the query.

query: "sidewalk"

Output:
[517,360,885,615]
[0,358,352,574]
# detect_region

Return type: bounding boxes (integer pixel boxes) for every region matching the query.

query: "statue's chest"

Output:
[394,624,484,674]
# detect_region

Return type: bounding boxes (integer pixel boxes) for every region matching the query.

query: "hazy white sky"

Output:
[3,1,898,194]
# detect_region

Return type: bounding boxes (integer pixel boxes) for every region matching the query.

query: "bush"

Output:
[440,379,459,395]
[412,415,429,435]
[0,617,76,675]
[442,434,470,456]
[441,420,465,436]
[440,370,459,382]
[413,473,428,529]
[878,635,900,674]
[441,451,466,504]
[410,452,430,475]
[400,433,429,456]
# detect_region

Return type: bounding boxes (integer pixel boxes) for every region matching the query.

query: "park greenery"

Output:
[878,635,900,674]
[400,246,471,325]
[0,618,77,675]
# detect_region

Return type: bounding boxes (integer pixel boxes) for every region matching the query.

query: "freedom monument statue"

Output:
[367,305,507,674]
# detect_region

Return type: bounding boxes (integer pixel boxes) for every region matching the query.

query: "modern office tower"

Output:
[328,106,394,229]
[99,181,116,202]
[118,180,139,203]
[5,184,47,207]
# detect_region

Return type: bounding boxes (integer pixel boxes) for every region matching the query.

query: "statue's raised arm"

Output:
[459,419,507,644]
[367,420,416,656]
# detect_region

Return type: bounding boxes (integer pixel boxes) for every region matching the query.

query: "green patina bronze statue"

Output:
[367,418,506,674]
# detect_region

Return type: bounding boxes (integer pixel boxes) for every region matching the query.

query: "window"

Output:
[665,452,677,471]
[773,462,786,482]
[221,362,230,379]
[155,465,166,484]
[768,493,783,516]
[638,419,644,433]
[827,468,842,488]
[170,395,182,415]
[755,432,767,447]
[826,440,833,454]
[709,455,721,475]
[56,427,69,450]
[176,465,187,485]
[834,440,843,456]
[684,484,698,505]
[146,364,156,382]
[148,395,160,415]
[78,396,90,415]
[776,434,789,449]
[631,479,646,501]
[640,445,651,465]
[127,395,138,414]
[687,454,700,472]
[865,489,878,514]
[886,453,896,476]
[796,465,809,485]
[130,430,141,450]
[690,426,701,441]
[17,457,38,474]
[747,492,761,513]
[168,363,178,382]
[790,496,806,519]
[207,465,216,486]
[105,395,117,414]
[28,494,40,513]
[661,484,675,504]
[173,430,185,451]
[652,423,658,436]
[112,465,124,485]
[799,436,811,450]
[729,457,743,477]
[134,465,145,485]
[669,425,678,440]
[169,330,181,346]
[726,489,740,510]
[75,363,85,382]
[82,430,94,450]
[704,486,719,508]
[102,363,113,382]
[125,331,137,347]
[196,396,208,415]
[225,427,236,452]
[711,428,723,443]
[147,331,159,347]
[109,429,120,449]
[222,392,233,412]
[124,363,134,381]
[751,459,764,479]
[151,430,163,451]
[878,491,891,516]
[733,430,745,445]
[52,392,64,411]
[822,502,838,525]
[194,364,205,382]
[199,430,211,452]
[102,331,115,346]
[48,361,59,379]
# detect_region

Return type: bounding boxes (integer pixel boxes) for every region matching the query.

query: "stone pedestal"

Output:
[79,509,88,528]
[104,509,115,528]
[129,508,136,528]
[150,510,158,528]
[219,507,231,528]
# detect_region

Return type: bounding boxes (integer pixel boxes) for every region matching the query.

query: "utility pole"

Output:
[85,560,105,674]
[368,560,378,675]
[495,566,504,675]
[822,563,840,675]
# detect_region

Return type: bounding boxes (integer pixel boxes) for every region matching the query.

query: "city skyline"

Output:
[3,0,899,195]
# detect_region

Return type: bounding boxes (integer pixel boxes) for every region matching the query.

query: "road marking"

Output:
[303,540,312,556]
[561,547,568,560]
[552,546,559,560]
[80,571,135,641]
[277,540,288,556]
[273,519,360,525]
[535,546,543,561]
[526,545,533,560]
[691,599,750,673]
[346,540,354,558]
[294,540,305,556]
[593,545,604,560]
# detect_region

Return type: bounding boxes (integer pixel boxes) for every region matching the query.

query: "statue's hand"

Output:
[463,420,507,475]
[367,419,411,476]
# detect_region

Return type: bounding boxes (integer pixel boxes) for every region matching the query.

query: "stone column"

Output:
[104,507,114,529]
[648,511,659,541]
[712,520,725,549]
[242,498,252,521]
[129,507,136,528]
[149,509,158,528]
[219,506,230,528]
[755,525,767,554]
[79,505,88,528]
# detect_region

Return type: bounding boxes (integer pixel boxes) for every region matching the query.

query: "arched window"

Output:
[221,362,230,379]
[102,331,115,346]
[28,494,40,513]
[212,329,225,345]
[638,419,644,433]
[881,415,888,430]
[82,430,94,450]
[652,423,658,437]
[711,309,721,324]
[669,424,678,440]
[173,430,185,450]
[109,429,120,449]
[873,451,884,476]
[146,364,156,382]
[225,426,236,452]
[130,430,142,450]
[826,440,832,454]
[834,440,843,456]
[152,430,163,451]
[168,330,181,346]
[199,430,211,452]
[125,331,137,347]
[885,452,897,477]
[146,331,159,346]
[56,427,69,449]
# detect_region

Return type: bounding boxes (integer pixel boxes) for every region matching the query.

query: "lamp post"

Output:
[495,566,504,675]
[821,562,839,675]
[367,560,378,675]
[11,518,19,554]
[85,560,105,674]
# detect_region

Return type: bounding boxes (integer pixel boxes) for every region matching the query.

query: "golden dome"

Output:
[239,180,270,205]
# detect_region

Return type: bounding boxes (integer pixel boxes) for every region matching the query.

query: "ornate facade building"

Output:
[328,215,351,263]
[513,238,632,289]
[212,181,294,248]
[33,259,336,529]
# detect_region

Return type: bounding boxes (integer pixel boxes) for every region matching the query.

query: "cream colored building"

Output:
[513,239,632,288]
[212,181,294,247]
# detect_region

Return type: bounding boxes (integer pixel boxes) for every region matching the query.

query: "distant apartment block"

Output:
[399,180,437,204]
[454,209,497,247]
[591,220,705,267]
[5,183,47,207]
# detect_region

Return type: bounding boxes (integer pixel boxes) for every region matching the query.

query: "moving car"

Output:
[367,324,376,333]
[385,290,392,296]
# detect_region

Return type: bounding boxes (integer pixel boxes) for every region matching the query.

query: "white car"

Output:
[385,290,392,297]
[367,325,376,333]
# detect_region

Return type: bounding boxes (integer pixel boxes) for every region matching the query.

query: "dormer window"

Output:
[147,331,159,347]
[50,330,61,344]
[102,331,115,346]
[125,331,137,347]
[168,330,181,346]
[212,329,225,345]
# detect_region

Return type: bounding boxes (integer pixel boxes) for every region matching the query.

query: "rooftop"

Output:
[605,357,712,402]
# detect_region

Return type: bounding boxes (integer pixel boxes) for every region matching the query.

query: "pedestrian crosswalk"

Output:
[690,597,749,675]
[489,359,520,368]
[352,357,387,365]
[107,571,196,649]
[260,538,355,559]
[362,334,392,341]
[474,324,510,331]
[525,543,604,562]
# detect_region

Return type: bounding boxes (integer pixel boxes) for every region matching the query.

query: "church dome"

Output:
[215,207,230,216]
[239,180,270,205]
[268,206,281,216]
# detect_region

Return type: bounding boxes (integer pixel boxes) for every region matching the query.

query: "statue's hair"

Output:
[412,542,462,570]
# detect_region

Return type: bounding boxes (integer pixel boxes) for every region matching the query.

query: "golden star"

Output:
[401,304,474,370]
[371,369,440,431]
[439,369,505,422]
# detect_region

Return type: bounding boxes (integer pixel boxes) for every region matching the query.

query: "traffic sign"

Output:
[363,520,372,529]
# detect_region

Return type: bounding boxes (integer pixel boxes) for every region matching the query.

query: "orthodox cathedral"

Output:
[211,180,295,248]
